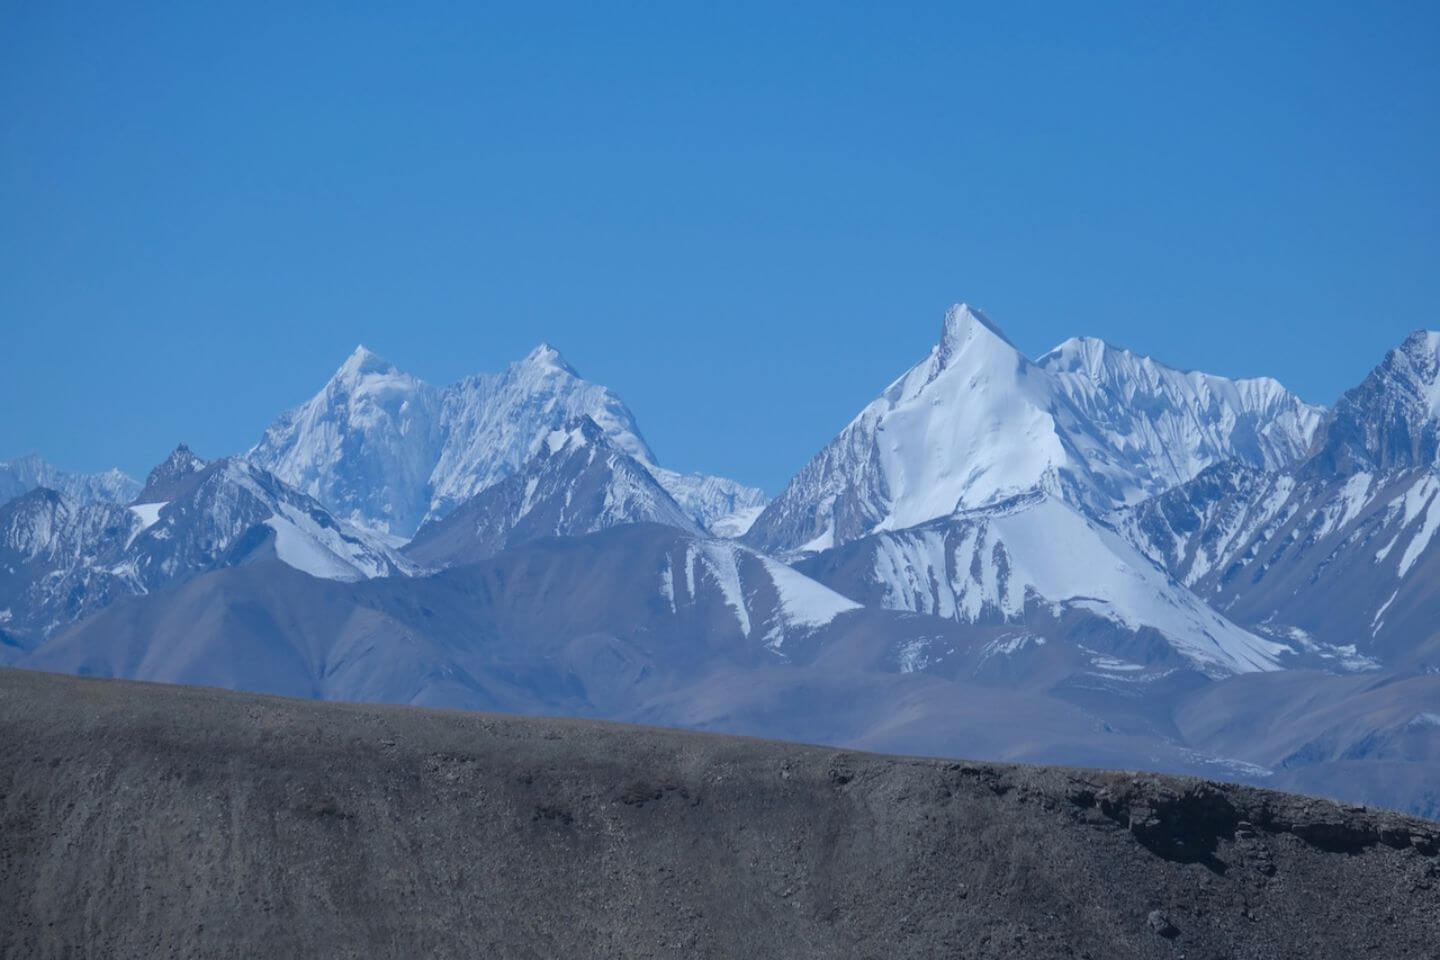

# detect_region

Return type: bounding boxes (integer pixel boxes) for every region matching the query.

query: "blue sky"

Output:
[2,1,1436,493]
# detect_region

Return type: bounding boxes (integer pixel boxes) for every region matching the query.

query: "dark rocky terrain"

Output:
[1,668,1437,959]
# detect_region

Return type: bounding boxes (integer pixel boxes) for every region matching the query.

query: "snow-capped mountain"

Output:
[405,416,702,569]
[0,454,139,507]
[244,347,449,539]
[248,344,766,539]
[134,443,208,502]
[0,489,138,651]
[0,446,410,648]
[1037,336,1324,481]
[1308,329,1440,476]
[1116,465,1440,668]
[745,304,1321,556]
[7,301,1440,818]
[1114,330,1440,669]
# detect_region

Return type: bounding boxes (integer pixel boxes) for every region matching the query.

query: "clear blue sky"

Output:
[2,2,1437,493]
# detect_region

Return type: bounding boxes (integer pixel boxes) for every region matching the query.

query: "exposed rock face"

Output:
[1,669,1435,960]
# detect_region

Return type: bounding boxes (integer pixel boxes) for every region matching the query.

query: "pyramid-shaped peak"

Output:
[1309,328,1440,475]
[1367,329,1440,403]
[1392,330,1440,413]
[138,444,209,502]
[519,342,578,376]
[158,443,205,472]
[936,303,1020,368]
[336,344,397,380]
[1399,329,1440,364]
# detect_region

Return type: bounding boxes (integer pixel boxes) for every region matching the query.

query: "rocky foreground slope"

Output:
[1,669,1437,960]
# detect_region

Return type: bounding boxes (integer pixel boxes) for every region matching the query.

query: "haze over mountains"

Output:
[3,303,1438,816]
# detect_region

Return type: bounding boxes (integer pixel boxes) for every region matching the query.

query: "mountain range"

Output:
[3,304,1437,816]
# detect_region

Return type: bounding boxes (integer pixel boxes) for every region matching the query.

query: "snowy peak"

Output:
[1035,335,1109,374]
[1038,336,1325,479]
[0,488,100,563]
[0,454,414,643]
[248,339,763,540]
[1392,330,1440,418]
[405,414,700,569]
[138,456,409,584]
[324,346,432,411]
[1312,329,1440,475]
[137,444,209,503]
[519,342,579,376]
[935,302,1019,369]
[336,344,398,381]
[426,349,660,525]
[0,456,140,508]
[747,302,1326,556]
[1039,335,1313,408]
[747,304,1124,554]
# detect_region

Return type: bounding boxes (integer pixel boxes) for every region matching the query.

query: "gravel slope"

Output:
[1,668,1436,959]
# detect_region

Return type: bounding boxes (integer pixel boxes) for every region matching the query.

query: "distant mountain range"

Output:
[4,304,1437,817]
[247,342,766,539]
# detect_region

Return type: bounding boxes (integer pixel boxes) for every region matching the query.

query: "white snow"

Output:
[658,558,676,613]
[125,502,167,547]
[758,555,861,628]
[1395,476,1440,578]
[221,461,406,582]
[707,503,766,539]
[753,303,1321,554]
[667,538,858,649]
[1372,589,1399,635]
[248,343,764,538]
[867,494,1288,675]
[1312,472,1375,539]
[264,516,367,581]
[1375,533,1400,563]
[686,542,751,637]
[796,524,835,554]
[871,527,958,619]
[1089,654,1146,672]
[980,633,1045,659]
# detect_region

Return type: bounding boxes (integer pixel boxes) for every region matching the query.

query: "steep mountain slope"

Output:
[1038,336,1323,480]
[0,454,139,507]
[795,492,1288,678]
[4,669,1438,960]
[745,304,1318,556]
[427,344,660,521]
[248,344,765,538]
[1309,329,1440,475]
[1115,330,1440,668]
[405,417,701,569]
[0,489,138,656]
[0,447,410,651]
